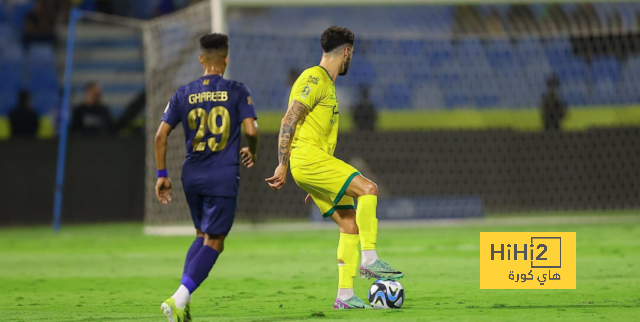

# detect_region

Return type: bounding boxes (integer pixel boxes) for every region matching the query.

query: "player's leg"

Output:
[346,175,378,263]
[331,207,368,309]
[163,193,206,322]
[181,228,204,322]
[292,155,377,257]
[169,233,223,322]
[332,207,358,300]
[300,187,366,309]
[164,195,235,321]
[181,232,225,294]
[183,229,205,276]
[179,195,234,293]
[181,194,206,279]
[166,233,223,322]
[346,175,403,280]
[180,193,232,292]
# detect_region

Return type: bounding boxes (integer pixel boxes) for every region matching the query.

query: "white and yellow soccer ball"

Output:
[368,279,404,309]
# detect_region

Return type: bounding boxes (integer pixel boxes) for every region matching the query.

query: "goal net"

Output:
[143,2,212,230]
[143,1,640,232]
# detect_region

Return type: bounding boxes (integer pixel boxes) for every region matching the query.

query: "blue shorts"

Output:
[184,194,237,236]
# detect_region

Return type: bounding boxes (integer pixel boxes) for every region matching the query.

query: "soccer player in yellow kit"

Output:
[266,26,403,309]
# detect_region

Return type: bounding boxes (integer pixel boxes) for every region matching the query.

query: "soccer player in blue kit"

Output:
[154,33,259,322]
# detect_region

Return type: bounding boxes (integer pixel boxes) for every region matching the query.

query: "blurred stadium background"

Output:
[1,0,639,227]
[1,1,640,321]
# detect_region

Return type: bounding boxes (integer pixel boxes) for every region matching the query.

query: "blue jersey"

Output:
[161,75,257,196]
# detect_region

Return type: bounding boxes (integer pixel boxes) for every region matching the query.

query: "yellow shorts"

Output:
[290,148,360,218]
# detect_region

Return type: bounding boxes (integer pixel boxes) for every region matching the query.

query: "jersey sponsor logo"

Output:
[247,96,253,105]
[330,105,338,125]
[300,85,312,99]
[203,79,210,85]
[189,91,228,104]
[308,75,319,84]
[164,102,170,113]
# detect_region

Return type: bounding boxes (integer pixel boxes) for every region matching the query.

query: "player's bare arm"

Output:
[265,99,309,190]
[278,101,308,165]
[154,121,174,204]
[240,117,259,168]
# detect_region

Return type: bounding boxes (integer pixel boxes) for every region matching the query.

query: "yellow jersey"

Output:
[289,66,339,159]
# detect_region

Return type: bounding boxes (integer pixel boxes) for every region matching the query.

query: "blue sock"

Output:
[181,245,219,293]
[183,237,204,276]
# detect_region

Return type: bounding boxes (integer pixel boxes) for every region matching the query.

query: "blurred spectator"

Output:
[23,0,56,47]
[288,68,300,87]
[71,82,112,135]
[452,5,486,38]
[507,5,540,36]
[540,75,567,132]
[9,91,39,138]
[352,86,377,132]
[270,68,301,110]
[485,9,506,36]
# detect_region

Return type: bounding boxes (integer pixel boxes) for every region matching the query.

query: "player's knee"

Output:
[339,217,359,234]
[196,229,205,238]
[204,234,225,254]
[207,241,224,254]
[363,181,378,196]
[341,221,359,235]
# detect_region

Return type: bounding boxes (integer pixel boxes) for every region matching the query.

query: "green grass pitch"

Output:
[1,217,639,321]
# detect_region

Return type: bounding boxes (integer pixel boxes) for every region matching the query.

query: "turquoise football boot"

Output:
[334,295,371,309]
[360,259,404,281]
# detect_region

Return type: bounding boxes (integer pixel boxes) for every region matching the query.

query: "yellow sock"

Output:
[337,233,359,289]
[356,195,378,251]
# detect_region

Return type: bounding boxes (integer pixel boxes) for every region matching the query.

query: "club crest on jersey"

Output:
[203,79,210,85]
[300,85,312,99]
[308,75,319,84]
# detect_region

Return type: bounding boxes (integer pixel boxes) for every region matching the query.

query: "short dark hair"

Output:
[200,33,229,52]
[18,90,30,105]
[320,26,354,53]
[85,81,98,92]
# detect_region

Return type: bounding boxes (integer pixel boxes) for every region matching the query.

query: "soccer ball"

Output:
[368,279,404,309]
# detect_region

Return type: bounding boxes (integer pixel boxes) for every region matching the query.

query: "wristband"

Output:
[157,169,168,178]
